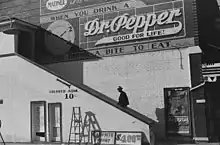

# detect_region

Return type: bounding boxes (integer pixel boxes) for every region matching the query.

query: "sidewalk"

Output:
[155,142,220,145]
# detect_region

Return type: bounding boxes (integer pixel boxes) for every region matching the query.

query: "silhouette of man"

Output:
[117,86,129,107]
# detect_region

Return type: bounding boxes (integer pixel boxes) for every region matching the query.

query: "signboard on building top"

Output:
[45,0,68,11]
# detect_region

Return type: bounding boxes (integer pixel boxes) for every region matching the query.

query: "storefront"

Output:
[39,0,199,142]
[0,0,220,144]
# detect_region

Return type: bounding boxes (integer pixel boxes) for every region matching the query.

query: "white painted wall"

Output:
[83,48,192,139]
[85,48,192,114]
[0,56,150,143]
[0,46,201,143]
[0,32,15,55]
[47,47,199,141]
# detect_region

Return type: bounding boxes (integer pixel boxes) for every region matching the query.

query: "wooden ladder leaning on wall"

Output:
[68,107,102,145]
[68,107,84,145]
[0,120,5,145]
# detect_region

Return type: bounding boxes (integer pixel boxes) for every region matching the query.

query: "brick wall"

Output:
[0,0,40,25]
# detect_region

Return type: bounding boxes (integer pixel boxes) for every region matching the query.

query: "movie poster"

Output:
[164,87,191,136]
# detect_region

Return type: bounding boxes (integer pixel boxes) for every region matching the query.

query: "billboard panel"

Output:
[39,0,196,63]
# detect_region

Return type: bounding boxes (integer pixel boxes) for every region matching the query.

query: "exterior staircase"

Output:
[17,53,156,126]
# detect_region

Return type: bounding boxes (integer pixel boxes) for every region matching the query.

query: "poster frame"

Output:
[164,87,192,137]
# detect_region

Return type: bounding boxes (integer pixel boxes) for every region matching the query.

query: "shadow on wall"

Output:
[151,108,182,145]
[47,61,85,85]
[141,132,150,145]
[150,108,166,144]
[33,28,102,66]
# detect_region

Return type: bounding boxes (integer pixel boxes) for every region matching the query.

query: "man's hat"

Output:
[117,86,123,90]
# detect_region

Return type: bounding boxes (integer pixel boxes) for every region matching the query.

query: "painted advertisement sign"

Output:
[39,0,195,64]
[115,132,142,145]
[40,0,147,23]
[41,0,185,48]
[36,35,194,64]
[91,131,142,145]
[40,0,146,16]
[92,131,115,145]
[81,0,186,49]
[164,87,191,136]
[85,8,183,46]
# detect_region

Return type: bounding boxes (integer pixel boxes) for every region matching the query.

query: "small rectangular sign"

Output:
[92,131,142,145]
[92,131,115,145]
[196,99,206,103]
[115,132,142,145]
[101,132,115,144]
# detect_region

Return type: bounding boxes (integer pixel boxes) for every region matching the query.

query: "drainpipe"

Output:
[190,81,206,91]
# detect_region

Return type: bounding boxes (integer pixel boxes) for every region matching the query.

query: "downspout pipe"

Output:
[190,82,206,91]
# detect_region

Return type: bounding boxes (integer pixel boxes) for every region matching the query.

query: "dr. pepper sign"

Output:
[80,0,185,50]
[84,8,183,46]
[40,0,193,62]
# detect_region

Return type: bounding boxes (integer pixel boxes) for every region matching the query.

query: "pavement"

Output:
[154,142,220,145]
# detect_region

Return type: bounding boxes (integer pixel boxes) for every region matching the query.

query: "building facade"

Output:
[0,0,220,144]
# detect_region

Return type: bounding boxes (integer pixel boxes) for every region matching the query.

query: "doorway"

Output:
[48,103,63,142]
[30,101,47,142]
[205,80,220,142]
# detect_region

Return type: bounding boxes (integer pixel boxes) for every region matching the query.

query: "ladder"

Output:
[0,120,5,145]
[68,107,83,145]
[0,132,5,145]
[80,111,101,144]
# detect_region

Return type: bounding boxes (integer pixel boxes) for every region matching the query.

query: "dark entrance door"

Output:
[205,80,220,142]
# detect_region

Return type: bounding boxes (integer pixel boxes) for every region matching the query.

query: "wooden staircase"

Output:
[17,54,156,126]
